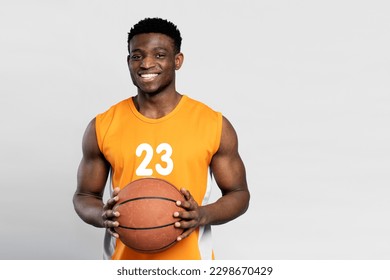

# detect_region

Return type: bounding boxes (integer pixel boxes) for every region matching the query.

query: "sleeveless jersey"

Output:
[95,95,222,260]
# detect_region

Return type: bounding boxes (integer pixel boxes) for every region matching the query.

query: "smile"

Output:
[140,73,159,80]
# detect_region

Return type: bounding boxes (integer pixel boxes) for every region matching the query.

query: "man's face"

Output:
[128,33,183,95]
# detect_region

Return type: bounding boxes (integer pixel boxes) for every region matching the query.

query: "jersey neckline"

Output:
[127,95,188,124]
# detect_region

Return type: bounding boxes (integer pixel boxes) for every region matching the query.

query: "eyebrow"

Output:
[130,47,169,53]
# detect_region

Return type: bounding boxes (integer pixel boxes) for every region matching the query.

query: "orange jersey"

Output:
[95,95,222,259]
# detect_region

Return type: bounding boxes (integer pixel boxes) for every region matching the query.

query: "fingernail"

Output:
[177,236,182,241]
[175,222,180,227]
[176,201,181,206]
[173,212,179,217]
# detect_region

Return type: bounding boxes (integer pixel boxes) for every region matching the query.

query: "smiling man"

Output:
[73,18,250,260]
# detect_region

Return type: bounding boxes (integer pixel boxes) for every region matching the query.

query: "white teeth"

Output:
[141,74,158,78]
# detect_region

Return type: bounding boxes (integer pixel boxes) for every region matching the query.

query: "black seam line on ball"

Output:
[131,239,178,252]
[117,196,177,206]
[118,222,176,230]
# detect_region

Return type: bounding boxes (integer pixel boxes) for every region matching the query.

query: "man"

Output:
[73,17,250,260]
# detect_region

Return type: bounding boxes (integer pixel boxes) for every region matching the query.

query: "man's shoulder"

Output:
[184,95,219,114]
[182,95,222,129]
[97,97,131,116]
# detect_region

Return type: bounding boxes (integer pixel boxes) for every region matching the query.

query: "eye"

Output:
[130,54,142,61]
[156,53,166,59]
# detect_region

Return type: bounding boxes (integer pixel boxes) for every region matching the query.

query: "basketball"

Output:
[113,178,184,253]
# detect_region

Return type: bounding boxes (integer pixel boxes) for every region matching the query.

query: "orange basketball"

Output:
[113,178,184,253]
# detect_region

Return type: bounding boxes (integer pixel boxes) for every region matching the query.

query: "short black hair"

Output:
[127,17,182,54]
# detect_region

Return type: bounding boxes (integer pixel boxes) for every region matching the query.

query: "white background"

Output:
[0,0,389,259]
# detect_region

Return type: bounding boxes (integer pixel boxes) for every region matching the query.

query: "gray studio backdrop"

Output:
[1,0,389,259]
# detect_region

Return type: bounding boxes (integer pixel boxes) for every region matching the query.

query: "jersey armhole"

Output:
[95,112,114,153]
[214,112,223,154]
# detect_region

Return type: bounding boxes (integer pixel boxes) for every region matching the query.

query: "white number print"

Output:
[155,143,174,176]
[135,143,154,176]
[135,143,174,176]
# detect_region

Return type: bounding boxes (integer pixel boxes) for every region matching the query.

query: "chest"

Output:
[102,118,214,177]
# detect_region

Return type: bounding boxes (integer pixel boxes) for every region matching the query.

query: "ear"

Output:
[175,52,184,70]
[127,55,130,65]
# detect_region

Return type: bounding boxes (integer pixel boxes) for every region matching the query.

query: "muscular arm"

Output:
[201,116,250,225]
[73,118,111,228]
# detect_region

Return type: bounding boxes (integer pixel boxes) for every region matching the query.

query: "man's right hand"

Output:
[102,187,121,238]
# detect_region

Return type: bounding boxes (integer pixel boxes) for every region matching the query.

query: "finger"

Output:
[176,227,195,241]
[173,210,197,221]
[176,199,196,210]
[103,209,120,220]
[180,188,192,200]
[107,227,119,239]
[174,219,198,230]
[112,187,120,196]
[104,196,119,210]
[103,219,119,229]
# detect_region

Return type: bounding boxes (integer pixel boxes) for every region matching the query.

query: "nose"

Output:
[140,55,156,69]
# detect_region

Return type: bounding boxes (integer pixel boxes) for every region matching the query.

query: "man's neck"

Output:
[133,91,182,119]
